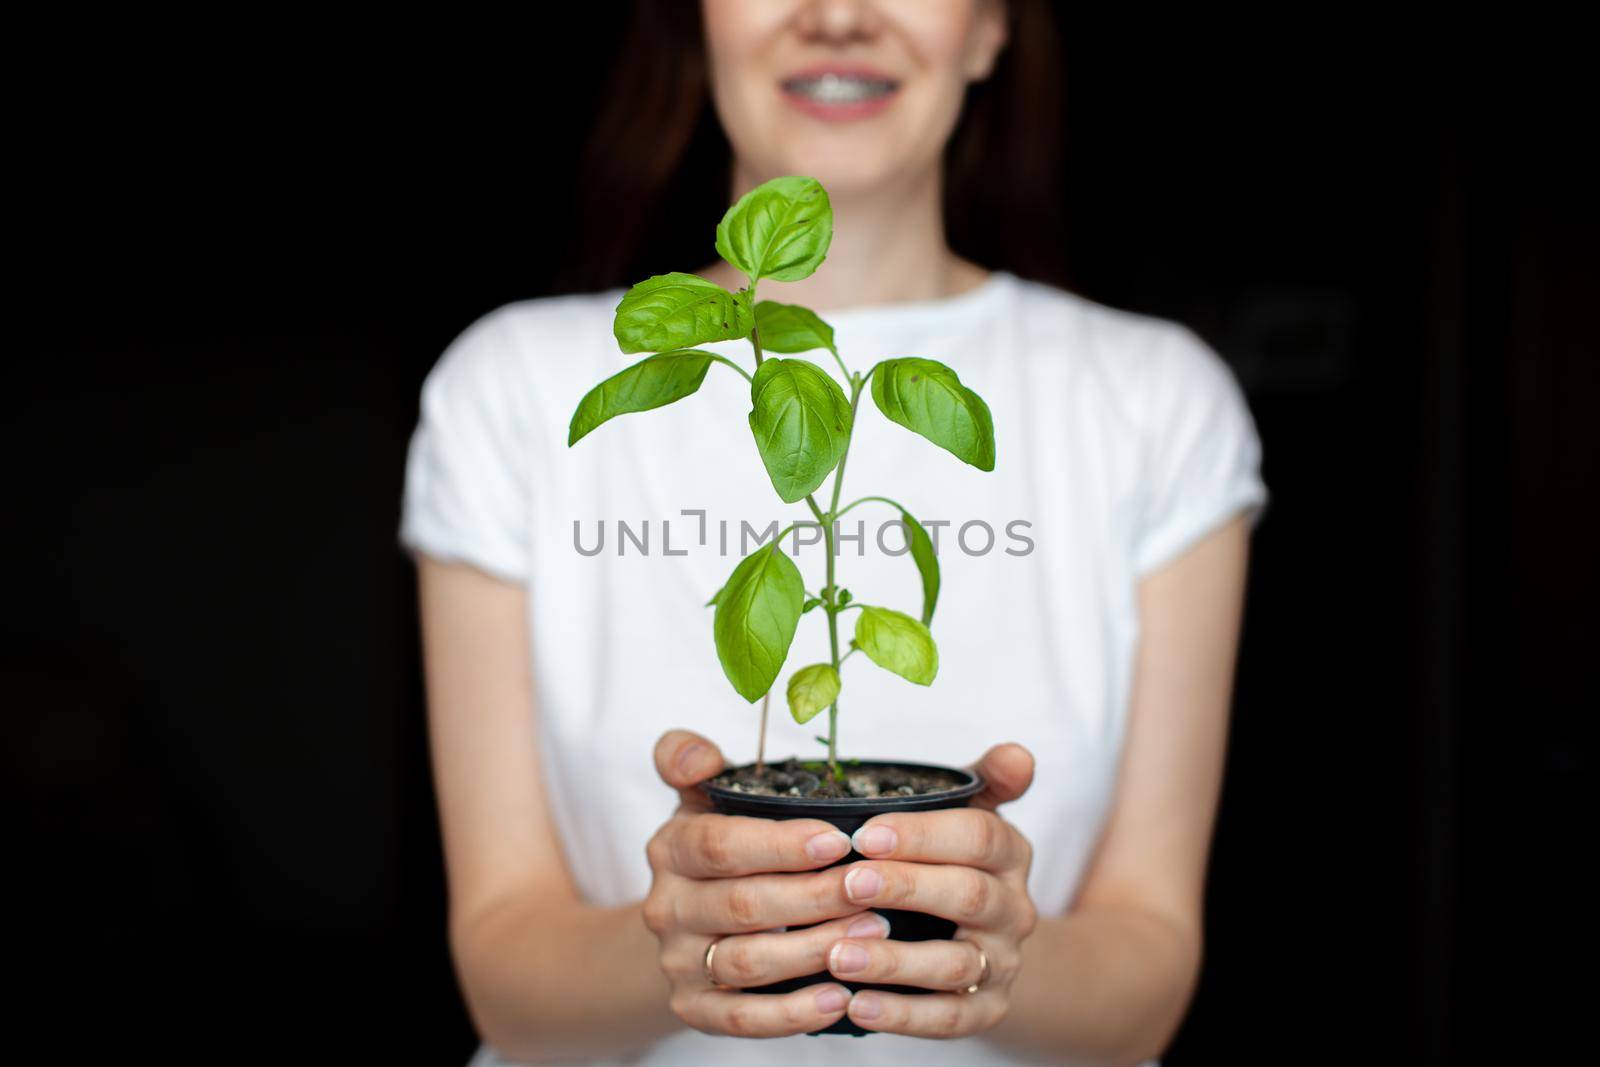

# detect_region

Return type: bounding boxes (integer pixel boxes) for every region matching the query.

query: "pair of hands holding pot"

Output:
[643,729,1040,1039]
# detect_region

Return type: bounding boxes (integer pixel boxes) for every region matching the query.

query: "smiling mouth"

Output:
[780,72,901,105]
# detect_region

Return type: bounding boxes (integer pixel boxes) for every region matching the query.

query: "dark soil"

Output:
[710,757,968,799]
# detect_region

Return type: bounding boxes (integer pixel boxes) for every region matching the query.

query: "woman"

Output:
[400,2,1268,1065]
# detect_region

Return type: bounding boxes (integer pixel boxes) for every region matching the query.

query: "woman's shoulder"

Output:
[1005,274,1209,364]
[452,287,627,354]
[422,288,628,396]
[1004,274,1243,408]
[996,275,1257,474]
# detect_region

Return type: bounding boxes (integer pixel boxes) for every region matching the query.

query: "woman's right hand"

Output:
[642,729,891,1037]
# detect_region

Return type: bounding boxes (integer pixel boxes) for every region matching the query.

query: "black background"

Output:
[10,12,1589,1065]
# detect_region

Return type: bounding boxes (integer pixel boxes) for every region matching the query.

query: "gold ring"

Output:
[703,936,727,988]
[964,944,990,994]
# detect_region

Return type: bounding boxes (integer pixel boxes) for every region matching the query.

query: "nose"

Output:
[794,0,882,42]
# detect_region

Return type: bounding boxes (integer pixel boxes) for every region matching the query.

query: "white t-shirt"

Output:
[399,269,1268,1067]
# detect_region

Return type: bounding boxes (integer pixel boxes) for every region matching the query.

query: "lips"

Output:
[784,61,902,85]
[779,65,902,122]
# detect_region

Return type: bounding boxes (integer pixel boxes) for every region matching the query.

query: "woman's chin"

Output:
[753,144,917,201]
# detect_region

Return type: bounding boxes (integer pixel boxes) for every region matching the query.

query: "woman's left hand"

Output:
[824,743,1039,1037]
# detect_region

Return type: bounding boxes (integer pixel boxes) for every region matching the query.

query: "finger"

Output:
[673,983,853,1038]
[965,742,1036,812]
[668,812,852,878]
[825,934,995,992]
[705,912,892,988]
[846,988,1004,1039]
[675,867,857,934]
[840,860,1017,931]
[849,807,1029,874]
[653,729,727,811]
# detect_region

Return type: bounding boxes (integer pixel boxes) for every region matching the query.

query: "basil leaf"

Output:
[897,509,940,626]
[712,544,806,702]
[613,272,752,354]
[786,663,841,724]
[870,357,996,471]
[747,358,853,503]
[853,606,939,686]
[802,597,822,614]
[715,176,833,283]
[568,349,713,446]
[754,301,835,355]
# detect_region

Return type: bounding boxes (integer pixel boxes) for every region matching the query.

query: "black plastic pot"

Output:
[699,759,985,1037]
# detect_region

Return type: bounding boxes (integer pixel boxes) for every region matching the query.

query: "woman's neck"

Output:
[697,164,989,313]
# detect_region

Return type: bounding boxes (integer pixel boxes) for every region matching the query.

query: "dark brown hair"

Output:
[562,0,1067,292]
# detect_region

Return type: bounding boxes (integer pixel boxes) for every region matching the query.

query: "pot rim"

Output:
[698,758,985,814]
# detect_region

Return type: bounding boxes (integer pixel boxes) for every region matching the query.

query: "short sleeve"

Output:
[398,307,535,584]
[1132,324,1269,576]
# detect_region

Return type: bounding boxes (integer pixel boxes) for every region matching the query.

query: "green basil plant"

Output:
[569,176,995,783]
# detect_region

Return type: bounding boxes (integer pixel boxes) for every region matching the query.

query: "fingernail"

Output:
[674,743,705,777]
[844,867,882,901]
[845,913,891,938]
[815,987,849,1013]
[806,830,851,862]
[830,942,870,974]
[851,992,883,1020]
[852,825,897,855]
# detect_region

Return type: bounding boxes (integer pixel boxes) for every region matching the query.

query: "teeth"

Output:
[783,73,897,104]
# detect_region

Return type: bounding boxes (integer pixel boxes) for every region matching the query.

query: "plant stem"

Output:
[828,704,838,778]
[833,494,911,521]
[708,354,753,384]
[742,290,770,766]
[743,284,765,367]
[756,690,769,774]
[821,515,840,778]
[773,520,811,547]
[803,376,869,783]
[829,377,867,520]
[825,345,851,382]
